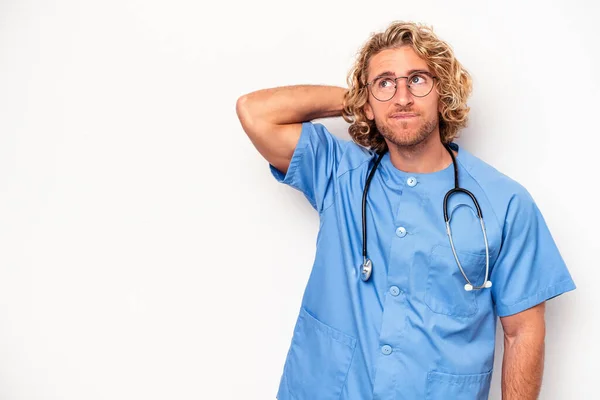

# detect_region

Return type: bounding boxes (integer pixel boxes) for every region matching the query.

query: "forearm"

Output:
[237,85,347,126]
[501,332,545,399]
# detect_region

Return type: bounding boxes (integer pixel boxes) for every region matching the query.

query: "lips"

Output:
[390,113,418,119]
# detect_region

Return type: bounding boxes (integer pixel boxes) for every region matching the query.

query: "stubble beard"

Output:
[375,115,439,151]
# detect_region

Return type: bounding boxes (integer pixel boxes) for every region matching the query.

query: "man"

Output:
[236,21,576,400]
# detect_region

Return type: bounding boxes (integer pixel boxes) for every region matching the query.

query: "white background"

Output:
[0,0,597,399]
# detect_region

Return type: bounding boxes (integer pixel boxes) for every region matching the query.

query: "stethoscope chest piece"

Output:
[360,259,373,282]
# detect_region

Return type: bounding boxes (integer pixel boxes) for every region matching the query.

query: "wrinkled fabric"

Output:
[269,122,576,400]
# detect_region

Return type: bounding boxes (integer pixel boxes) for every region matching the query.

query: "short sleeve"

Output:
[490,190,576,317]
[269,122,348,214]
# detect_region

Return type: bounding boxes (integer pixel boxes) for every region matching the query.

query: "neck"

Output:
[386,134,454,174]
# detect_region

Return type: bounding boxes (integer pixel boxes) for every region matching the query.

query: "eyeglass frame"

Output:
[365,70,438,102]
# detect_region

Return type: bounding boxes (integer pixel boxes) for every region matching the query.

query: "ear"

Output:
[364,101,374,120]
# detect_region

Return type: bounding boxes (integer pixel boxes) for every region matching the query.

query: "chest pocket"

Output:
[423,244,486,318]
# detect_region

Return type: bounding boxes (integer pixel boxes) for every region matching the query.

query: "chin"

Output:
[392,135,428,147]
[376,118,438,148]
[381,127,433,148]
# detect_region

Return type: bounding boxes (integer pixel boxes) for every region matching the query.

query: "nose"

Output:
[392,78,414,107]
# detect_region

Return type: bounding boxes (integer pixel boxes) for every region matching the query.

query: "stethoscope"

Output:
[360,144,492,291]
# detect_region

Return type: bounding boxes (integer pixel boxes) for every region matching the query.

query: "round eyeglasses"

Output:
[366,71,437,101]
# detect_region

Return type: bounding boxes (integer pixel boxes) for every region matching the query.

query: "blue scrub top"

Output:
[269,122,576,400]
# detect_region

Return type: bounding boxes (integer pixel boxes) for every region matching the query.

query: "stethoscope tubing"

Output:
[360,144,492,291]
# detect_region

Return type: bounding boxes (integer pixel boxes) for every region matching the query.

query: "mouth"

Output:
[389,113,418,119]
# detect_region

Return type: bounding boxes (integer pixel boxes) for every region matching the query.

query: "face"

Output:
[364,46,440,148]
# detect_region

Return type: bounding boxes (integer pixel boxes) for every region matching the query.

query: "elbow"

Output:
[236,94,249,121]
[236,94,257,130]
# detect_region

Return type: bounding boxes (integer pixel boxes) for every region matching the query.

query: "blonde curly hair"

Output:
[342,21,473,153]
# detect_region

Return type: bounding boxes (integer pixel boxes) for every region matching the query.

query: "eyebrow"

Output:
[371,69,431,80]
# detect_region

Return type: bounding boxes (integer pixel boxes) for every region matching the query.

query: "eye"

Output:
[409,73,429,85]
[376,78,395,89]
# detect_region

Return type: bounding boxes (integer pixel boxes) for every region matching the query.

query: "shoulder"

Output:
[303,121,374,176]
[457,145,531,198]
[455,145,537,222]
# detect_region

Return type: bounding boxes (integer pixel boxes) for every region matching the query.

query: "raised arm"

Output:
[235,85,347,174]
